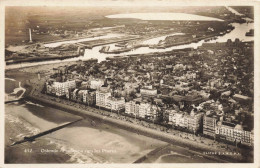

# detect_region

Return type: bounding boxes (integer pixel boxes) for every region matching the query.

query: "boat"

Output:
[99,46,110,52]
[115,42,128,47]
[245,29,254,36]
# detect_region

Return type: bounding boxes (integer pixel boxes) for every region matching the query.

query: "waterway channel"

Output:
[5,11,253,70]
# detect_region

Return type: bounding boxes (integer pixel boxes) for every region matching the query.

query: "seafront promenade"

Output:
[23,75,251,163]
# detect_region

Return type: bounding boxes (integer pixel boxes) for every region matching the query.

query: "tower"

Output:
[38,73,41,80]
[29,28,33,43]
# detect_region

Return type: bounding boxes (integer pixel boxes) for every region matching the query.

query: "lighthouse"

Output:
[29,28,33,43]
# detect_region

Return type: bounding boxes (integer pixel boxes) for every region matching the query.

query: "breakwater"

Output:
[6,54,80,65]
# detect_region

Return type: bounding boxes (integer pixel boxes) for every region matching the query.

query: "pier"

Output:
[5,98,25,104]
[10,118,84,146]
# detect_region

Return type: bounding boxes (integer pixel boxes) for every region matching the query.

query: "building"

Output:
[150,104,158,120]
[96,90,111,108]
[232,124,243,143]
[82,90,89,103]
[77,90,84,102]
[233,124,253,146]
[183,94,205,106]
[53,82,64,97]
[215,123,253,146]
[139,102,152,118]
[233,94,252,102]
[65,88,70,99]
[125,100,157,119]
[187,112,204,133]
[124,82,138,95]
[203,113,218,138]
[250,131,254,146]
[168,110,178,125]
[90,79,104,90]
[168,111,185,127]
[168,110,203,133]
[72,89,79,101]
[46,83,54,94]
[140,88,157,97]
[125,101,140,116]
[52,80,76,97]
[242,129,253,146]
[216,121,236,142]
[106,96,125,111]
[83,90,96,106]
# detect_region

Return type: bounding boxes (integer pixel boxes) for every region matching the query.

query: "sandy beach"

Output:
[5,102,167,163]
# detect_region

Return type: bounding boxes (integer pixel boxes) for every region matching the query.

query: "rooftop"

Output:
[222,121,236,128]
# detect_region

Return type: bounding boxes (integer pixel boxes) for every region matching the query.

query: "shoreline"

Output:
[5,102,169,163]
[25,91,250,163]
[5,111,72,163]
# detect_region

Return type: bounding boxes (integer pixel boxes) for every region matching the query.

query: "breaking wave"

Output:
[6,113,41,136]
[6,113,106,163]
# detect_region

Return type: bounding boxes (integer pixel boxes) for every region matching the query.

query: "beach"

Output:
[5,80,173,164]
[5,102,168,163]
